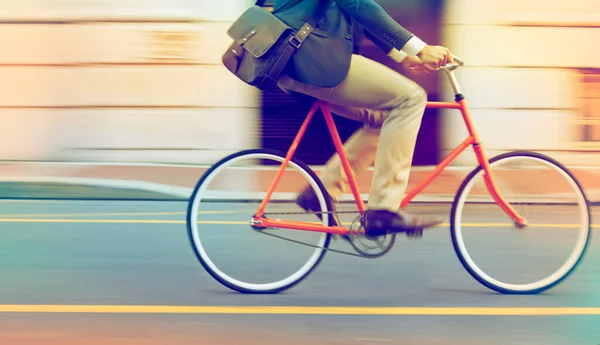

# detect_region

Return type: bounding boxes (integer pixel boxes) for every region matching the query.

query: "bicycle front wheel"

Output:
[451,151,592,294]
[186,149,333,294]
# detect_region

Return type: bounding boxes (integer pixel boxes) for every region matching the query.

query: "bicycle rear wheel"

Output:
[186,149,333,294]
[451,151,591,294]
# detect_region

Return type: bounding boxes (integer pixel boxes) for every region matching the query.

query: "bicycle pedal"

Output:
[405,228,423,240]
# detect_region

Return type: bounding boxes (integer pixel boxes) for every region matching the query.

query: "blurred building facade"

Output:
[442,0,600,165]
[0,0,598,166]
[0,0,260,164]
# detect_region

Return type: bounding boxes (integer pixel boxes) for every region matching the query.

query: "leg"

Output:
[317,95,425,212]
[318,124,379,202]
[279,54,442,236]
[291,108,380,238]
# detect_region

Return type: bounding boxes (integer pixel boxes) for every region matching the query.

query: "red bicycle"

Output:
[187,56,591,295]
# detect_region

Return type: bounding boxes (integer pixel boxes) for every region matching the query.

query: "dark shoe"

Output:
[364,209,443,239]
[295,187,350,242]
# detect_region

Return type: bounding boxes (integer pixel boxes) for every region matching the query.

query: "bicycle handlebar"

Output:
[440,55,464,72]
[392,51,464,94]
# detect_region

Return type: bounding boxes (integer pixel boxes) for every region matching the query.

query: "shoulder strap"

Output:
[287,0,330,48]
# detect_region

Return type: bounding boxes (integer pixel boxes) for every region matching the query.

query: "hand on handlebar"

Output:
[400,56,431,76]
[417,45,453,71]
[389,45,463,74]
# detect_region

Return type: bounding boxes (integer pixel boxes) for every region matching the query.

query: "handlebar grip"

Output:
[440,55,464,71]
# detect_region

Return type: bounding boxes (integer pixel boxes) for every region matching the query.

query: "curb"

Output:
[0,177,189,201]
[0,176,454,203]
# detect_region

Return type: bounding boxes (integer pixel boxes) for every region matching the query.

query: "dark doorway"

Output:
[259,0,445,166]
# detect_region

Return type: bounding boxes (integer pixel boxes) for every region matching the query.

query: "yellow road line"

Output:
[0,199,68,202]
[0,218,593,228]
[0,305,599,315]
[0,210,595,219]
[0,210,248,218]
[0,212,184,218]
[0,219,235,225]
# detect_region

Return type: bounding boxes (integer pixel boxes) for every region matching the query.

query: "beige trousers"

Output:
[278,54,427,212]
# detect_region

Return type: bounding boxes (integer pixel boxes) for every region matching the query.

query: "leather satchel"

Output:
[222,1,329,91]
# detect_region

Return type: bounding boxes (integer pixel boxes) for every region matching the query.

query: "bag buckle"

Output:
[238,29,257,45]
[289,36,302,49]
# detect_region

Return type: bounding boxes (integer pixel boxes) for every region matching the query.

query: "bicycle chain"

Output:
[256,210,368,258]
[263,210,361,216]
[257,210,411,256]
[254,229,367,258]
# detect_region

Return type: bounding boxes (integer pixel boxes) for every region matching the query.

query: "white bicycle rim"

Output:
[453,154,590,293]
[189,152,330,292]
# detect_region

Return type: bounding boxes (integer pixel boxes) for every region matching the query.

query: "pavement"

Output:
[0,200,598,344]
[0,161,600,203]
[1,159,599,344]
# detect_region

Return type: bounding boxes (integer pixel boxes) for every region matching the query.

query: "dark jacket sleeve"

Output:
[333,0,415,51]
[364,29,393,54]
[352,20,393,54]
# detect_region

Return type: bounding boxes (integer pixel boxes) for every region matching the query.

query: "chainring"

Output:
[347,215,396,258]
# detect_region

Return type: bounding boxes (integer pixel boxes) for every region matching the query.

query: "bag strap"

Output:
[285,0,331,49]
[248,0,331,90]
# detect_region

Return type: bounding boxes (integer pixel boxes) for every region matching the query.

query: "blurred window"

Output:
[575,70,600,147]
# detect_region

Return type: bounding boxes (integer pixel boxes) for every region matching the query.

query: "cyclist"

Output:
[270,0,454,239]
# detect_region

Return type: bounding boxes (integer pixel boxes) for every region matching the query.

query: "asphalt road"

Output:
[0,200,599,345]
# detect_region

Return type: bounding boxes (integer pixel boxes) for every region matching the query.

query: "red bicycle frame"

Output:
[251,59,527,235]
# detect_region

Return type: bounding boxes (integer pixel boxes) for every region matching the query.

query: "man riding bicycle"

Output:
[270,0,455,239]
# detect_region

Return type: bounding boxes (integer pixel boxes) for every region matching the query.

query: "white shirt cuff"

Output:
[387,49,408,63]
[401,35,427,56]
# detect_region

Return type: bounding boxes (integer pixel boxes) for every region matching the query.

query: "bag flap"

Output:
[227,6,293,58]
